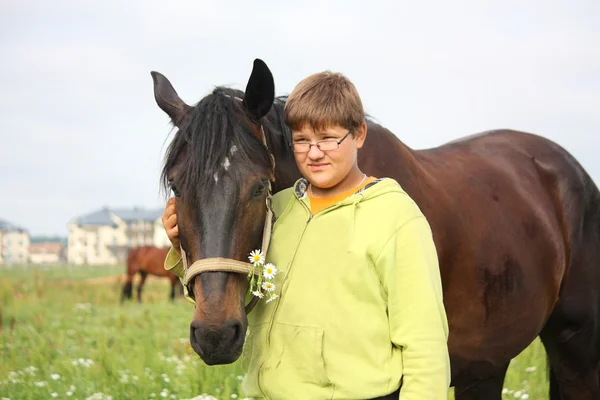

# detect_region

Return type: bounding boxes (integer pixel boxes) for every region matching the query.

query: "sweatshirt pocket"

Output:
[261,322,334,398]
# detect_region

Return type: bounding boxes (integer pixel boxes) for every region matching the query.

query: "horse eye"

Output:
[252,181,267,198]
[170,183,181,198]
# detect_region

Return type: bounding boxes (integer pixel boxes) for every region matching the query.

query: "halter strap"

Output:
[179,121,275,314]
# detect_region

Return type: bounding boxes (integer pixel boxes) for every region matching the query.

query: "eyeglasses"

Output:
[292,131,352,153]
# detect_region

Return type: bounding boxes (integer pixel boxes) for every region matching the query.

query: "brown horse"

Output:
[152,59,600,399]
[120,246,183,303]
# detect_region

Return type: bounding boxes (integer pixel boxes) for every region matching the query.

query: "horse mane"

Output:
[161,87,274,200]
[262,95,294,158]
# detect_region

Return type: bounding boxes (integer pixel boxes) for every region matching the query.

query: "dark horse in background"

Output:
[151,59,600,399]
[120,246,183,303]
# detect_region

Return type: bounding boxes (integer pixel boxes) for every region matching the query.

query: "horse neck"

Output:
[361,122,433,202]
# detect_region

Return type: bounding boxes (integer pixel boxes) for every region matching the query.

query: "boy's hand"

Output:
[161,198,181,255]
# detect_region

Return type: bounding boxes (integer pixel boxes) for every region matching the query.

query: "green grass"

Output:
[0,264,548,399]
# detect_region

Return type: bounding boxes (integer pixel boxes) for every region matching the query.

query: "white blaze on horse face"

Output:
[214,146,237,184]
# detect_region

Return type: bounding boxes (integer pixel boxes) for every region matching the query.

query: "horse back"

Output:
[361,126,600,377]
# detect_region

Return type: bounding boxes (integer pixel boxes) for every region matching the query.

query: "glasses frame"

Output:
[292,130,353,153]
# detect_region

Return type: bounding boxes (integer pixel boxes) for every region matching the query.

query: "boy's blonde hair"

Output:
[284,71,365,134]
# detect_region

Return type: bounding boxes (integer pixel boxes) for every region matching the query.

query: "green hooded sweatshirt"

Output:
[165,178,450,399]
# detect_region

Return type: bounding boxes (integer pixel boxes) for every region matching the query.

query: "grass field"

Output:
[0,264,548,399]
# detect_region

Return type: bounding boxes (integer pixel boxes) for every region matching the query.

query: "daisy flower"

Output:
[266,294,279,304]
[263,263,277,279]
[262,281,276,292]
[251,290,264,299]
[248,250,265,266]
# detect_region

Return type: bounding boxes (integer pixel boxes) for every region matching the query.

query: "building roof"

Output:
[0,218,27,233]
[73,207,162,227]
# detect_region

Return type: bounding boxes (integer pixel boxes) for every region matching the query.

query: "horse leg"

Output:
[121,275,133,303]
[540,316,600,400]
[539,229,600,399]
[137,271,148,303]
[170,280,176,302]
[453,363,509,400]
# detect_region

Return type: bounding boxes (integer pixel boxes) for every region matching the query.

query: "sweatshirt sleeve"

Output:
[164,246,195,305]
[375,216,450,400]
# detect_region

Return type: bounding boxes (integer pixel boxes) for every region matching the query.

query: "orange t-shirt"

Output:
[307,176,377,215]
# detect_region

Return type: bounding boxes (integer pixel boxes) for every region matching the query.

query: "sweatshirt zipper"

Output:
[256,194,359,396]
[257,202,312,397]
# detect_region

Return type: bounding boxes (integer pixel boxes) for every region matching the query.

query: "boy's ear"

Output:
[355,122,368,149]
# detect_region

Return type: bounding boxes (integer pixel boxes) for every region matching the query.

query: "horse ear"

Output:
[151,71,192,128]
[243,59,275,120]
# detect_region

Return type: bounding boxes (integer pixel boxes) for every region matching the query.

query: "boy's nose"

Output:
[307,144,325,159]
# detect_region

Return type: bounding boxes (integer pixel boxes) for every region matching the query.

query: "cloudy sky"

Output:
[1,0,598,236]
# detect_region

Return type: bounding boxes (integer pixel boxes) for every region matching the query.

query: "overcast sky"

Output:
[1,0,598,236]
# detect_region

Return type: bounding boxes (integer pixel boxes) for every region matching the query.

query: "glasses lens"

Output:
[293,143,310,153]
[318,140,339,151]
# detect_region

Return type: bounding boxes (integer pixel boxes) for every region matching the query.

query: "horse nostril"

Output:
[224,320,243,345]
[190,321,203,347]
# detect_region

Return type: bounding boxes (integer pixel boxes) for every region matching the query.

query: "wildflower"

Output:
[248,250,265,266]
[266,294,279,303]
[34,381,48,387]
[252,290,264,298]
[51,393,58,398]
[262,281,275,292]
[51,373,61,380]
[525,366,537,372]
[66,392,73,397]
[263,263,277,279]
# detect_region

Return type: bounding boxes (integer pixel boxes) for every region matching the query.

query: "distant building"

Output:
[67,207,170,265]
[29,242,66,264]
[0,218,30,265]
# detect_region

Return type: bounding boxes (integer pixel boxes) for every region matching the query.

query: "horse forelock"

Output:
[160,87,274,201]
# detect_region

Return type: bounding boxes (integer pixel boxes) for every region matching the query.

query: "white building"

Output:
[67,207,170,265]
[0,218,30,265]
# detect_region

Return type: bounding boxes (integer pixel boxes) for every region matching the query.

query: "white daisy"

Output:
[262,281,276,292]
[263,263,277,279]
[248,250,265,266]
[266,294,279,304]
[251,290,264,299]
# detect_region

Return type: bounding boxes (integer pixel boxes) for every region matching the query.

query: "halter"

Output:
[179,95,275,314]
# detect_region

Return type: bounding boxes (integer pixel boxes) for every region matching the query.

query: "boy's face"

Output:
[292,123,366,190]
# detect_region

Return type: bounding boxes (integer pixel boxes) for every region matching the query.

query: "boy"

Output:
[163,71,450,399]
